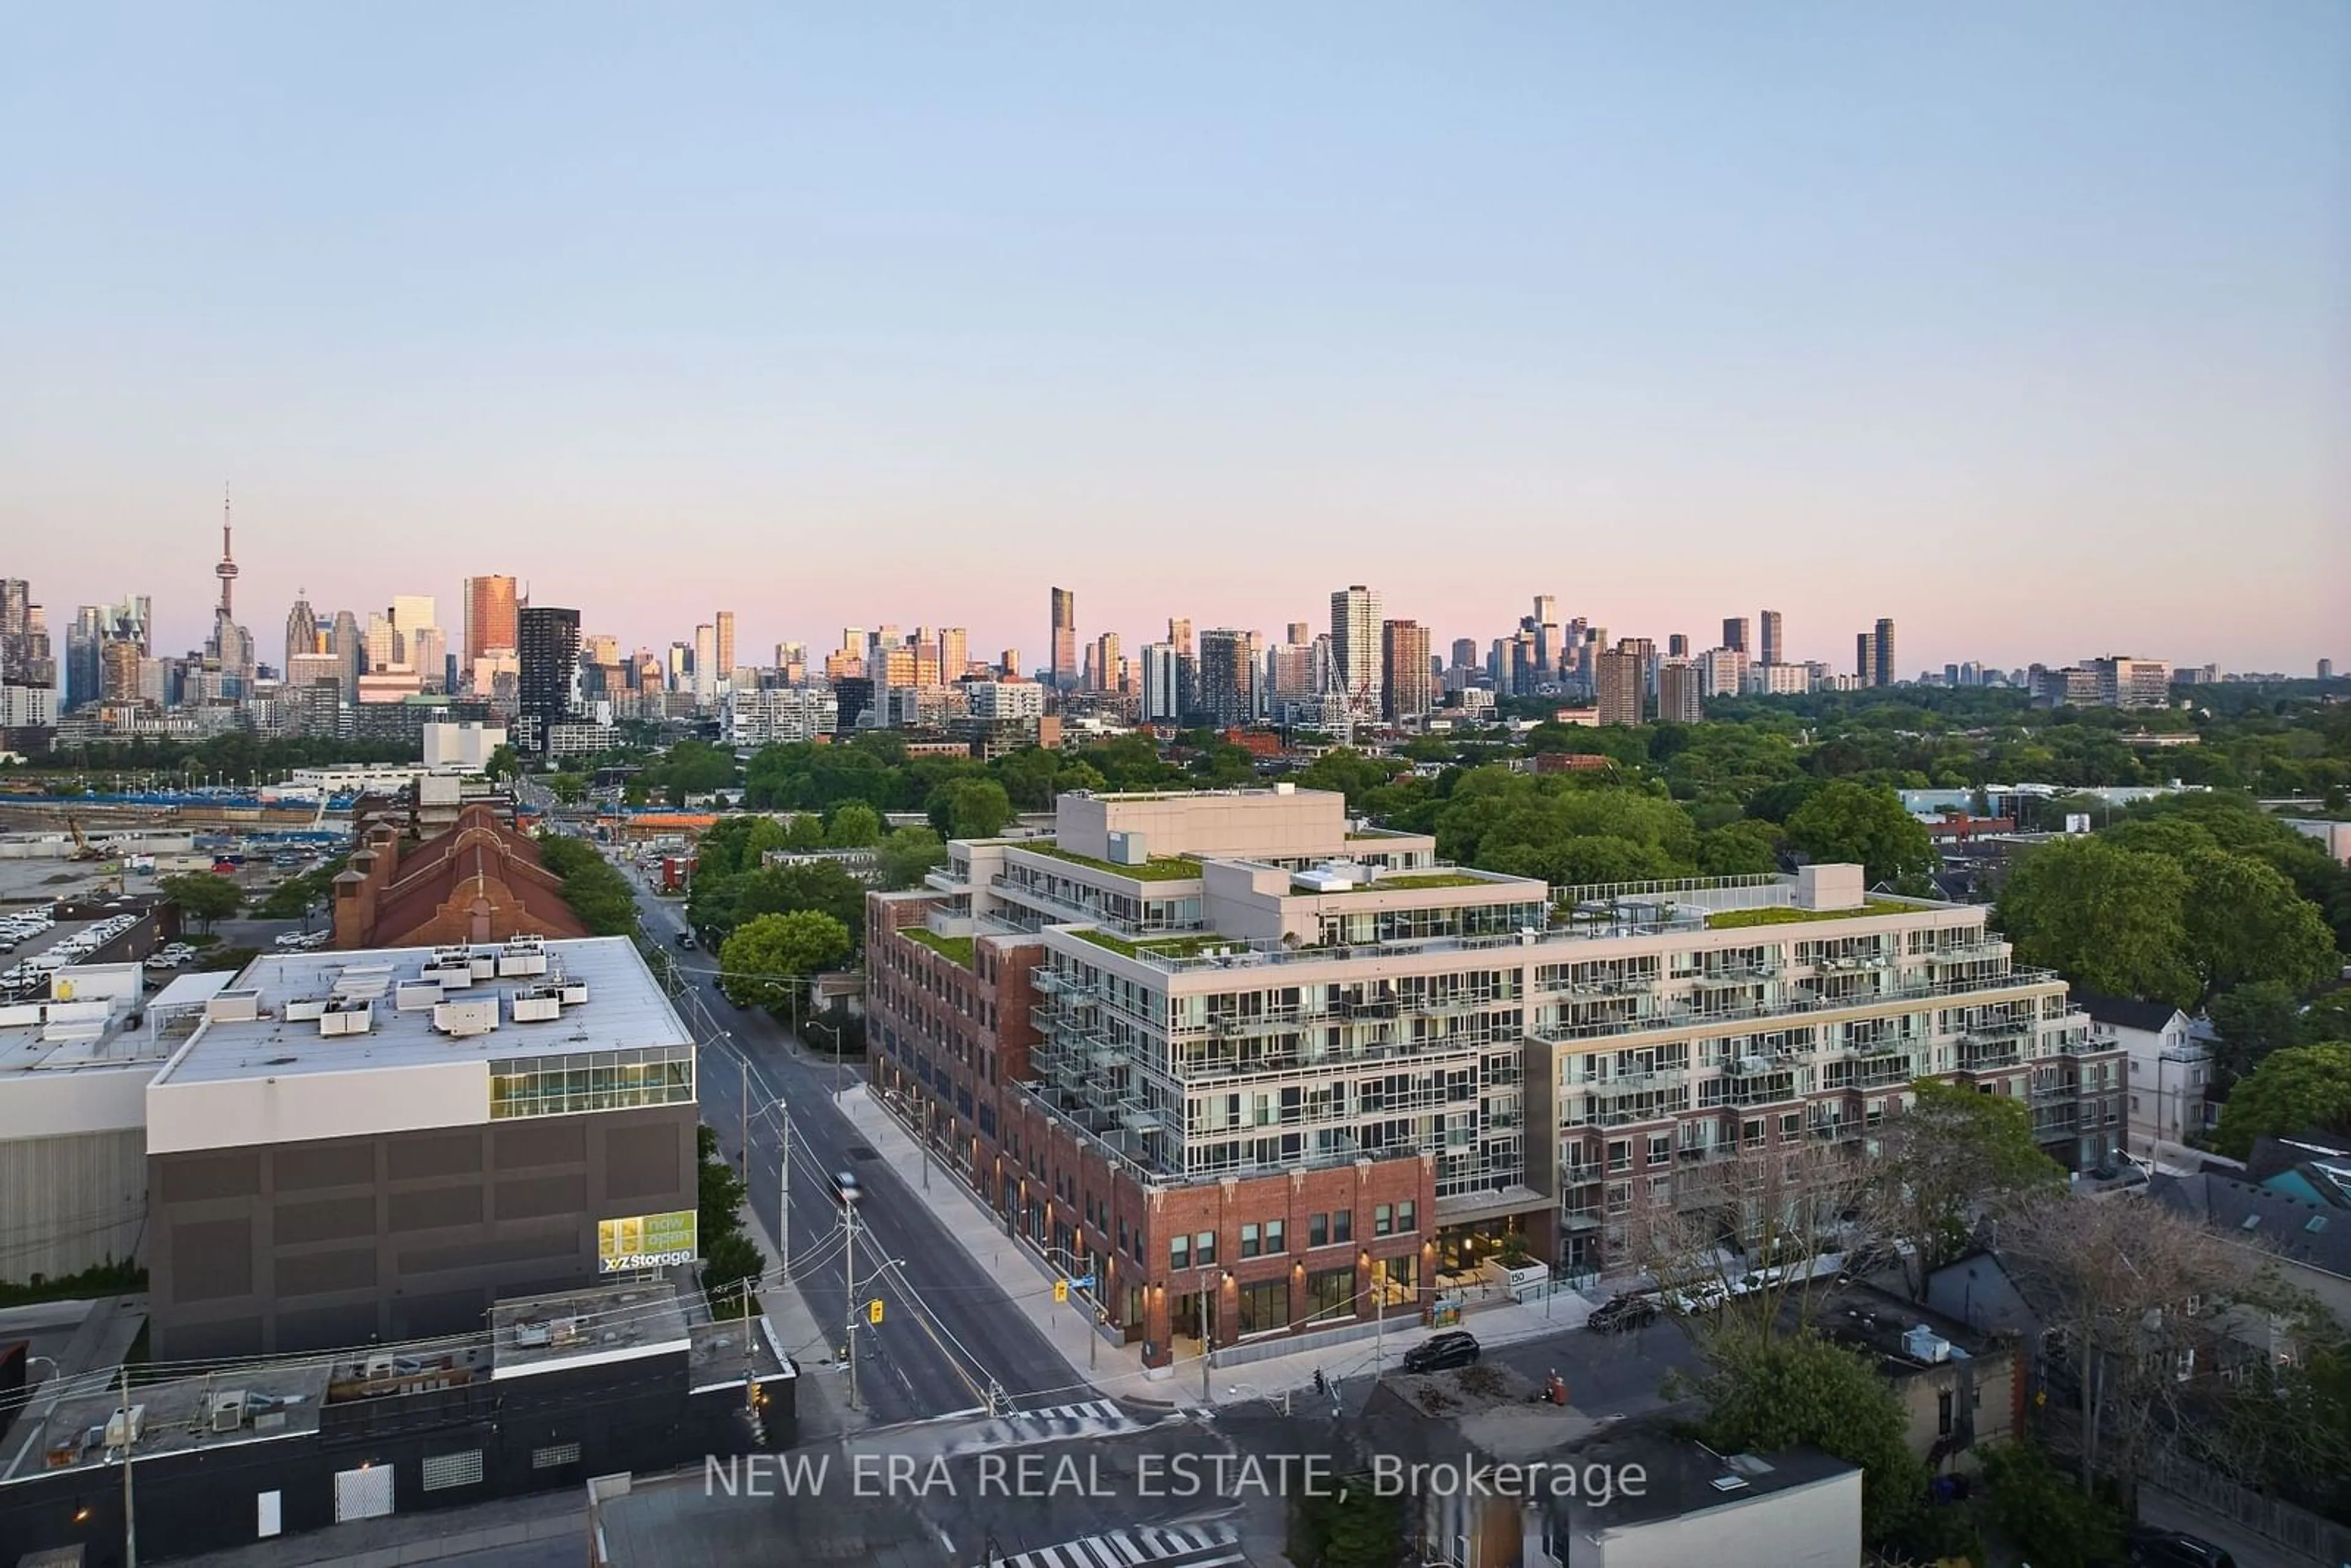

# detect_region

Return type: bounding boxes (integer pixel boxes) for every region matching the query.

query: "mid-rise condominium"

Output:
[1330,585,1382,716]
[865,786,2121,1365]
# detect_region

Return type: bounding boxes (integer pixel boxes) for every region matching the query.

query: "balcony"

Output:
[923,866,970,893]
[1561,1207,1603,1232]
[1959,1033,2029,1072]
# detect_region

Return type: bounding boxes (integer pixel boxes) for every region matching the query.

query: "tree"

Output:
[718,911,853,1010]
[1284,1476,1404,1568]
[1688,1329,1925,1543]
[533,832,637,936]
[694,1125,761,1308]
[2001,1194,2249,1518]
[2173,847,2338,1000]
[547,772,587,805]
[1997,838,2198,1007]
[1871,1079,2064,1300]
[2207,979,2309,1084]
[483,744,519,781]
[160,871,241,933]
[1292,749,1404,814]
[825,800,884,847]
[926,776,1014,839]
[1781,781,1935,887]
[876,827,948,890]
[2212,1042,2351,1158]
[1975,1442,2124,1568]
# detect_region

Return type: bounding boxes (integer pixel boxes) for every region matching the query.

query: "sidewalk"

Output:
[835,1084,1594,1413]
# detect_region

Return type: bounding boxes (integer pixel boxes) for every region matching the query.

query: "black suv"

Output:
[1587,1294,1661,1334]
[1401,1331,1480,1373]
[2126,1529,2234,1568]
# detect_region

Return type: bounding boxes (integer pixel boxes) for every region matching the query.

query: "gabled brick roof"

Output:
[350,804,587,948]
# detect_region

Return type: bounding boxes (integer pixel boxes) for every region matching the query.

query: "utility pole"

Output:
[1199,1284,1210,1403]
[844,1199,860,1410]
[119,1363,137,1568]
[738,1052,749,1182]
[778,1098,790,1278]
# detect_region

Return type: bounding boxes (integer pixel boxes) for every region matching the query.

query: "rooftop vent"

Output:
[320,1000,373,1037]
[204,989,262,1024]
[394,980,444,1013]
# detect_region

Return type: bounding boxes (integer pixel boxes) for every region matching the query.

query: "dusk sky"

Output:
[3,4,2345,674]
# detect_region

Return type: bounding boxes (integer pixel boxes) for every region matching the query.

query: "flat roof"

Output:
[0,979,173,1081]
[151,936,691,1088]
[490,1279,694,1381]
[2,1358,331,1483]
[1565,1430,1856,1534]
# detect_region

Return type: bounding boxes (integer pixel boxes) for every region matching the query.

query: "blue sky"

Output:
[3,3,2344,672]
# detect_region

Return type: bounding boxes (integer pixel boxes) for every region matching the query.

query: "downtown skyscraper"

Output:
[1330,584,1382,717]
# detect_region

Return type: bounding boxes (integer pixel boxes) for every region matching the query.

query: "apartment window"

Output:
[1306,1265,1355,1318]
[1241,1223,1262,1259]
[1648,1134,1672,1166]
[1196,1230,1217,1267]
[1374,1204,1393,1237]
[1170,1234,1190,1270]
[1309,1212,1329,1248]
[1608,1139,1632,1174]
[1743,1119,1764,1148]
[1333,1209,1352,1245]
[1235,1277,1288,1335]
[1395,1202,1414,1234]
[1779,1113,1801,1138]
[1265,1218,1285,1253]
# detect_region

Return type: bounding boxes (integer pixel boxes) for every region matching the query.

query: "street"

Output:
[624,867,1083,1430]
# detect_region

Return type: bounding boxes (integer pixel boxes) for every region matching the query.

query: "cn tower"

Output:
[216,484,239,618]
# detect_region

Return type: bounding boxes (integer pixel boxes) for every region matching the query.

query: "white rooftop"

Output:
[152,936,691,1089]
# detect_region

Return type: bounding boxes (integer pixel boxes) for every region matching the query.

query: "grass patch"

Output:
[1318,872,1493,892]
[1016,843,1202,882]
[901,927,975,967]
[1706,899,1911,929]
[1071,928,1233,961]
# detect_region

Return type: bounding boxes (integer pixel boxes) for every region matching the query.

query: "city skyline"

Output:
[4,7,2345,669]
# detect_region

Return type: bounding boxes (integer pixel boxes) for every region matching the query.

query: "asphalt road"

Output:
[624,868,1081,1430]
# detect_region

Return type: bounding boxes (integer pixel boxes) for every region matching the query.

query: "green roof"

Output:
[1705,899,1911,930]
[900,926,975,967]
[1314,872,1500,893]
[1070,928,1232,961]
[1016,842,1202,882]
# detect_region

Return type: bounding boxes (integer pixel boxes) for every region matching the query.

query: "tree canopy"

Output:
[159,871,241,932]
[1689,1329,1925,1544]
[718,910,854,1010]
[1781,781,1935,887]
[2213,1042,2351,1158]
[533,831,637,936]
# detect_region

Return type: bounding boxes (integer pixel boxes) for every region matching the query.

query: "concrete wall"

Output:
[148,1103,697,1359]
[148,1058,492,1155]
[1059,787,1349,863]
[1589,1470,1862,1568]
[0,1128,148,1281]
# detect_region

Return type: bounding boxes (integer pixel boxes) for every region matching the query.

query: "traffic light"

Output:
[867,1298,884,1325]
[1053,1279,1069,1304]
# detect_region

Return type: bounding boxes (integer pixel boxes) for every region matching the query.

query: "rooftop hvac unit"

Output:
[512,1322,552,1348]
[511,990,562,1023]
[557,981,589,1006]
[394,980,444,1012]
[209,1390,248,1434]
[104,1405,145,1449]
[204,989,261,1023]
[320,1002,373,1037]
[432,997,498,1038]
[497,948,548,978]
[419,961,475,989]
[282,997,328,1022]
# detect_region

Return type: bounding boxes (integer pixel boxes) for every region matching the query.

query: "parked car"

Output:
[1586,1294,1660,1334]
[2125,1529,2234,1568]
[673,931,697,950]
[1401,1331,1481,1373]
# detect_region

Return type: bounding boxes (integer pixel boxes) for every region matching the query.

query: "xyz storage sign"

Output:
[598,1209,699,1272]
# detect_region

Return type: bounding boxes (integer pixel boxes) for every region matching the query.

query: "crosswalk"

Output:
[994,1520,1245,1568]
[946,1397,1152,1453]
